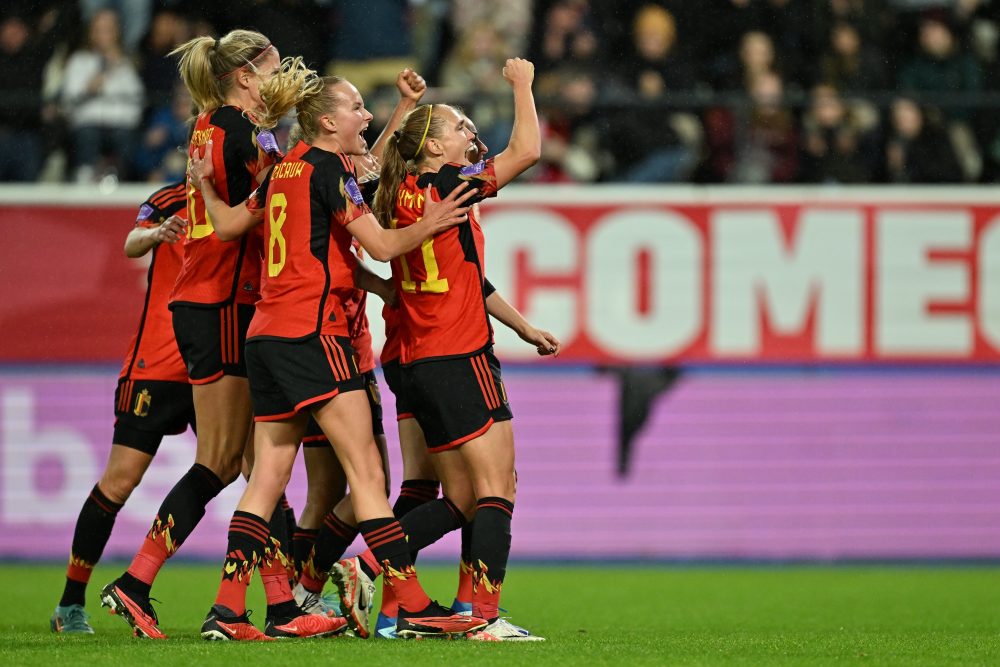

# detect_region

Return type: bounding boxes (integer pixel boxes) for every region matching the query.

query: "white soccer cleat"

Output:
[468,617,546,642]
[330,557,376,638]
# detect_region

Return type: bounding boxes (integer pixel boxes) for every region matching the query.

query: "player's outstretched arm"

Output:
[493,58,541,189]
[486,287,560,356]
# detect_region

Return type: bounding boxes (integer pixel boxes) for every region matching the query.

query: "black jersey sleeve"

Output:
[483,277,496,299]
[136,181,187,228]
[216,108,258,205]
[315,155,372,228]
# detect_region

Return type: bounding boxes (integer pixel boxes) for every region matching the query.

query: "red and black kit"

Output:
[245,141,371,420]
[170,106,278,383]
[391,159,511,450]
[114,182,196,454]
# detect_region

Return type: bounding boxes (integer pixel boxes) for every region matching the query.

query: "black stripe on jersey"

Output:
[146,182,188,221]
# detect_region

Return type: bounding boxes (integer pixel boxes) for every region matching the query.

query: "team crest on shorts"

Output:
[133,389,152,417]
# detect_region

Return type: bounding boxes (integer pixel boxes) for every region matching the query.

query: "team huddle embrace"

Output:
[50,28,557,643]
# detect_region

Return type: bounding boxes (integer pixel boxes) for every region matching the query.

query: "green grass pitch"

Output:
[2,563,998,665]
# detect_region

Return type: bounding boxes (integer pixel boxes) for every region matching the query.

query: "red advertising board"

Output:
[3,185,999,364]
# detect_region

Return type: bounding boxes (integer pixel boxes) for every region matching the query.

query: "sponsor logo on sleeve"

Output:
[459,161,486,177]
[256,130,281,157]
[344,177,365,205]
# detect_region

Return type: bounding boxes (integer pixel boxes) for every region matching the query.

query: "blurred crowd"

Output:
[4,0,1000,185]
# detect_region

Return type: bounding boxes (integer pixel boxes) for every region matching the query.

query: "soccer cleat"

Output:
[330,557,376,638]
[467,617,546,642]
[292,582,341,616]
[201,604,273,641]
[396,600,488,639]
[374,612,397,639]
[450,598,473,615]
[100,580,166,639]
[264,611,349,638]
[50,604,95,634]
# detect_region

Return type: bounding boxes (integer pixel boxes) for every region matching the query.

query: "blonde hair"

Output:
[255,57,345,146]
[169,29,272,112]
[372,104,453,228]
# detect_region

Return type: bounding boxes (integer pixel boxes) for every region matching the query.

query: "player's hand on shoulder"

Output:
[421,183,474,234]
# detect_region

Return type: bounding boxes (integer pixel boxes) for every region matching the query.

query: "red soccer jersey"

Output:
[343,245,375,373]
[380,303,401,365]
[247,141,371,342]
[170,106,276,308]
[119,182,189,383]
[392,159,499,364]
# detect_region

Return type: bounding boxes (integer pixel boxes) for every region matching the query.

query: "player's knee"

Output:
[352,464,386,496]
[201,455,242,485]
[97,477,138,505]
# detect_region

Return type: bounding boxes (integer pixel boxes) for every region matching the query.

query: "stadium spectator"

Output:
[756,0,815,89]
[534,66,608,182]
[530,0,602,75]
[699,0,764,89]
[603,4,701,182]
[716,30,780,91]
[79,0,152,53]
[133,81,191,182]
[0,13,50,181]
[818,21,890,92]
[799,83,879,183]
[703,70,799,183]
[882,95,963,182]
[898,17,983,177]
[137,9,190,111]
[59,8,144,182]
[898,17,981,117]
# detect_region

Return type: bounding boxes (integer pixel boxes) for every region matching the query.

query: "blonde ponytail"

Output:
[170,29,272,112]
[372,133,411,229]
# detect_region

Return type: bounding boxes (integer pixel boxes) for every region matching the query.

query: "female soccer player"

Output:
[50,184,192,635]
[368,113,559,639]
[335,57,544,642]
[99,29,341,640]
[189,57,486,641]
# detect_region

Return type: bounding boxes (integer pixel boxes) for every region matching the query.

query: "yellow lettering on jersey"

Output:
[271,161,305,180]
[395,189,426,212]
[191,127,214,147]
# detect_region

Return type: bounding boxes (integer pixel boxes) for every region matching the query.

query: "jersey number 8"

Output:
[268,192,287,277]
